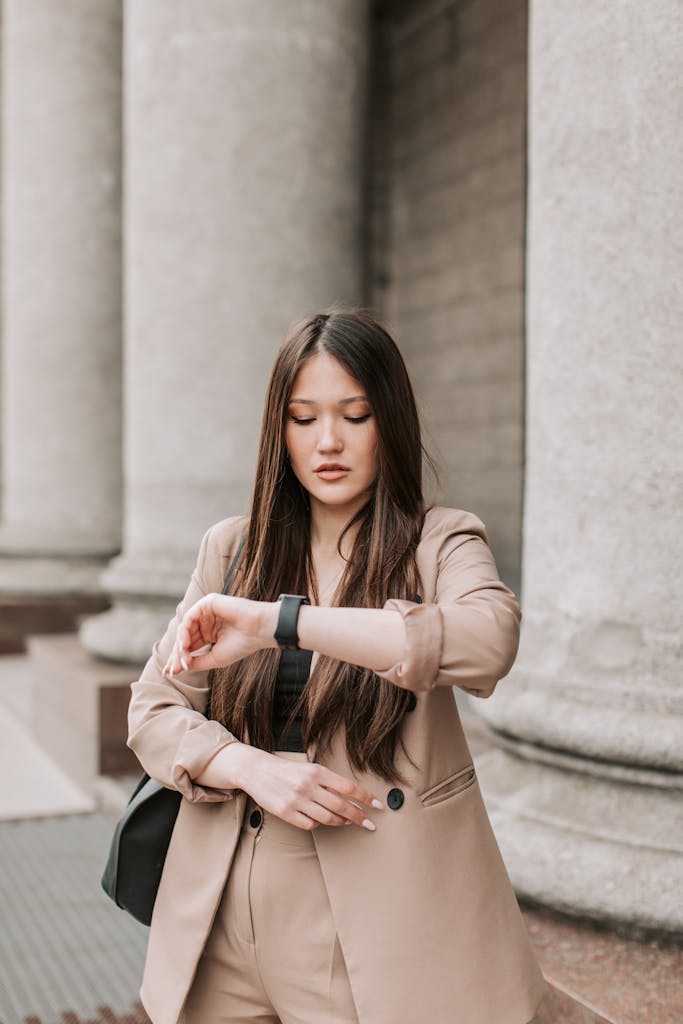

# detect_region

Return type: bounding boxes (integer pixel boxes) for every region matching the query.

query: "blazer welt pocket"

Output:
[418,765,476,808]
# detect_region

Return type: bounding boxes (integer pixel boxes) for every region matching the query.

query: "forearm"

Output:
[194,739,270,791]
[172,596,419,689]
[266,604,407,676]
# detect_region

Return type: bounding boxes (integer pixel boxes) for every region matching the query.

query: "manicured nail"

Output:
[180,657,189,672]
[371,798,384,810]
[362,818,376,831]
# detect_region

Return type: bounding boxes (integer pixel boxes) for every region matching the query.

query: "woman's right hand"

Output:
[205,744,384,832]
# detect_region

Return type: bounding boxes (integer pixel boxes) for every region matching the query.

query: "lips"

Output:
[315,463,350,472]
[315,463,351,481]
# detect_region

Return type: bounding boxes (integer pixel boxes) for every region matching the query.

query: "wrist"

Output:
[211,741,265,791]
[258,601,280,649]
[273,593,310,650]
[230,742,273,792]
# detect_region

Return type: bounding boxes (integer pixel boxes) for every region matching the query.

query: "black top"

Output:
[272,647,314,751]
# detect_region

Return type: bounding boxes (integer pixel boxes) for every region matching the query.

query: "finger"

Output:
[181,618,205,650]
[318,787,380,830]
[177,622,190,654]
[300,798,350,828]
[173,642,189,673]
[317,787,376,827]
[288,809,320,831]
[163,636,188,676]
[162,646,177,676]
[174,637,189,672]
[179,651,213,671]
[297,793,375,831]
[162,655,183,677]
[317,767,385,811]
[188,643,213,657]
[182,622,200,648]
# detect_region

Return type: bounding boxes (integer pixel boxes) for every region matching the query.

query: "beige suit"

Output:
[127,506,547,1024]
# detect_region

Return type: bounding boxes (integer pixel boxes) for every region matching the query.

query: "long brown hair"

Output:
[209,308,432,783]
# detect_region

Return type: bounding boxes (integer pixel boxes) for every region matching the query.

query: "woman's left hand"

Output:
[162,595,278,676]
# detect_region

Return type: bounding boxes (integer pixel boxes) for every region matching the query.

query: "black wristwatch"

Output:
[274,594,310,651]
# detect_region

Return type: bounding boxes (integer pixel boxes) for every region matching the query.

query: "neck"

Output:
[309,499,366,560]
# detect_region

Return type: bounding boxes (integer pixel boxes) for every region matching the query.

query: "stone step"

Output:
[525,903,683,1024]
[0,594,109,654]
[534,980,618,1023]
[0,701,95,821]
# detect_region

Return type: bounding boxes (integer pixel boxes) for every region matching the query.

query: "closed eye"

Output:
[288,414,371,425]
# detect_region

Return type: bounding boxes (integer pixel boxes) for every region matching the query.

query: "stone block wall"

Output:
[369,0,528,586]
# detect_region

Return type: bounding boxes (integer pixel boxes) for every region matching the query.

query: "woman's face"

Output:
[285,351,379,520]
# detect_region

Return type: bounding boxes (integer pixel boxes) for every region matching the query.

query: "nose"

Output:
[317,416,343,452]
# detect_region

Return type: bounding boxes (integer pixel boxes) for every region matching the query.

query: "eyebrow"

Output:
[287,395,369,407]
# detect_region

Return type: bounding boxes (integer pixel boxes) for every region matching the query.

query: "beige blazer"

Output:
[127,506,547,1024]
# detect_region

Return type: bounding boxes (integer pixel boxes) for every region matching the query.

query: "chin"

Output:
[311,486,372,512]
[315,491,358,507]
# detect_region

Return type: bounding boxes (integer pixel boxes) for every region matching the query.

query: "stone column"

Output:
[0,6,4,518]
[81,0,370,661]
[0,0,123,596]
[476,1,683,935]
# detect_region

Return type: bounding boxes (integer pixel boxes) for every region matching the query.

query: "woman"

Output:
[127,308,547,1024]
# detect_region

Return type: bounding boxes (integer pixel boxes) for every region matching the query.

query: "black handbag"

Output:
[101,538,245,925]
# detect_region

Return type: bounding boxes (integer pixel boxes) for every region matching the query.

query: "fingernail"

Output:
[371,798,384,810]
[180,657,189,672]
[362,818,376,831]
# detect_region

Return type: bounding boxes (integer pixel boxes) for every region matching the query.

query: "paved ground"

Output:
[0,813,149,1024]
[0,655,148,1024]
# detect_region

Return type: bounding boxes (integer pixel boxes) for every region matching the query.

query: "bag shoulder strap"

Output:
[221,535,246,595]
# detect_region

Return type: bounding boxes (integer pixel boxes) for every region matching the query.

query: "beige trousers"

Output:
[181,752,359,1024]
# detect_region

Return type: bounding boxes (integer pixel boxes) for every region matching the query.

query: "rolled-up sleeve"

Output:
[377,599,443,692]
[127,522,242,803]
[375,511,521,697]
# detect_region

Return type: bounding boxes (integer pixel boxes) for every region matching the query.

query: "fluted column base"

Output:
[477,745,683,938]
[79,601,176,665]
[479,683,683,773]
[0,522,119,595]
[78,550,194,662]
[0,554,113,596]
[0,527,116,651]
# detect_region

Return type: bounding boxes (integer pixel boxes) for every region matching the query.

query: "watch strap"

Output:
[274,594,310,650]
